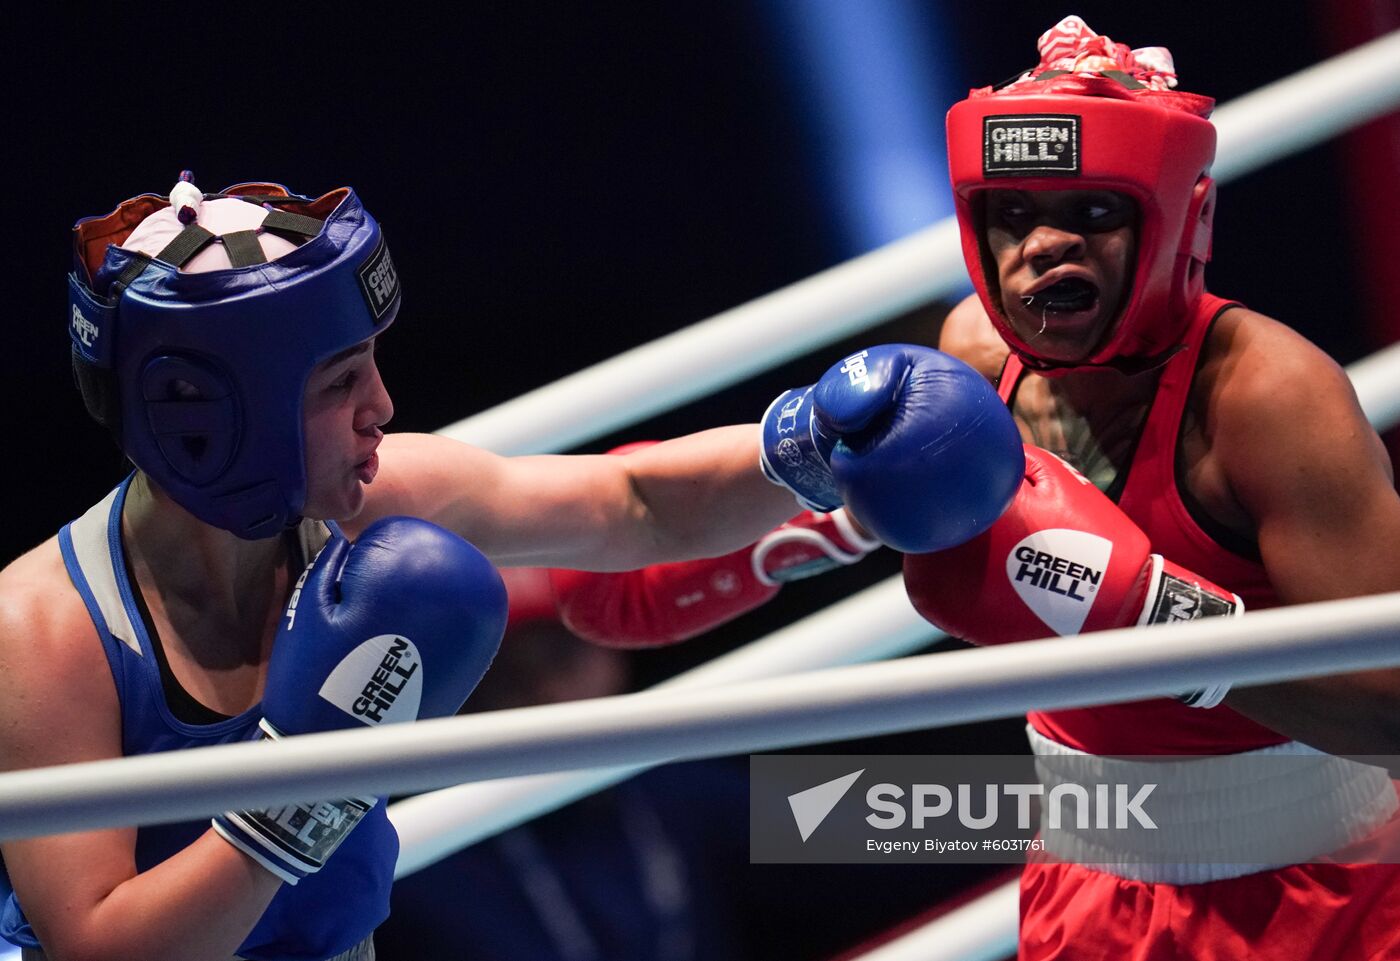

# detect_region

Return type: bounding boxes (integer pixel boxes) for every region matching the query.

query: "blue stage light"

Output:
[764,0,959,255]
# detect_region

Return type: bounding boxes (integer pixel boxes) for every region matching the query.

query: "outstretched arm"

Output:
[362,344,1024,568]
[505,442,880,648]
[357,426,800,571]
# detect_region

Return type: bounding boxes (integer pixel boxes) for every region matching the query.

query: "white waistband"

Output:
[1027,725,1398,884]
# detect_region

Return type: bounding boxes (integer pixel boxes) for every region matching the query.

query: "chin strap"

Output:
[1014,343,1186,378]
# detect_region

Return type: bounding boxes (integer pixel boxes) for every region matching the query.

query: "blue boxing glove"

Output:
[212,517,507,884]
[761,345,1024,553]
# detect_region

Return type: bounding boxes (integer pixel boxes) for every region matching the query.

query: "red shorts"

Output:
[1019,858,1400,960]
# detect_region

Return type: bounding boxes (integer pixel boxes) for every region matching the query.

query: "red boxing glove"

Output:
[904,446,1241,706]
[549,509,878,648]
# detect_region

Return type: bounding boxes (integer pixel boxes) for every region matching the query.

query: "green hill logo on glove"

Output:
[1006,530,1111,636]
[317,634,424,725]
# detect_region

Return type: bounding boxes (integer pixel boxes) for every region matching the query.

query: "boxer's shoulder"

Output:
[0,535,92,652]
[938,294,1009,384]
[1200,307,1362,455]
[1194,306,1392,546]
[0,536,121,770]
[1200,307,1346,409]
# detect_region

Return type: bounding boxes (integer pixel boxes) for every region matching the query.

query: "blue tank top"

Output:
[0,476,396,961]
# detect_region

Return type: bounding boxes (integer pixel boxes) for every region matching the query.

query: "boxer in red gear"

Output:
[922,15,1400,959]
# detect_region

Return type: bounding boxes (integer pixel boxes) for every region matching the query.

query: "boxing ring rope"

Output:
[1348,341,1400,432]
[5,590,1400,840]
[844,878,1020,961]
[439,28,1400,456]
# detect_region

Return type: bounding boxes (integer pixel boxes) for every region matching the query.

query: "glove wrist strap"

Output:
[760,387,841,512]
[1136,555,1243,710]
[212,724,375,883]
[751,509,878,586]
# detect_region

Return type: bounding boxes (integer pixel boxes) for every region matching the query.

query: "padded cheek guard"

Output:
[67,184,401,539]
[947,80,1217,374]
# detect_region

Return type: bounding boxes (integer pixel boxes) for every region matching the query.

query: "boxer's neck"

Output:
[1015,365,1161,494]
[121,471,295,665]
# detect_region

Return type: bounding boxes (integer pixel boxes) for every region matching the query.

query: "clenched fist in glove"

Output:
[760,344,1024,554]
[904,446,1240,707]
[213,517,507,884]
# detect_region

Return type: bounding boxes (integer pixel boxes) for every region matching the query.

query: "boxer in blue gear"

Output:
[1,478,412,961]
[0,173,1014,961]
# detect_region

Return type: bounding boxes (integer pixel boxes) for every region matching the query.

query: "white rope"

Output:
[438,219,967,455]
[5,591,1400,841]
[437,29,1400,456]
[1211,30,1400,184]
[391,577,941,876]
[849,879,1019,961]
[1348,340,1400,431]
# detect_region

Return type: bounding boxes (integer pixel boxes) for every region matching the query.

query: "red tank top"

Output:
[998,293,1288,754]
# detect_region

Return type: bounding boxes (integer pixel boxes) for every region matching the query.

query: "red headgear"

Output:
[947,17,1217,373]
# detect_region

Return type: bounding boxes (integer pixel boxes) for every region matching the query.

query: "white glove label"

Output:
[1006,530,1112,636]
[318,633,424,725]
[1144,572,1239,624]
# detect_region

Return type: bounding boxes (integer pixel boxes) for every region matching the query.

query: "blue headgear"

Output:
[68,178,401,539]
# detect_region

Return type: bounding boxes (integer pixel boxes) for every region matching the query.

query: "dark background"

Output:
[12,3,1397,958]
